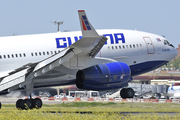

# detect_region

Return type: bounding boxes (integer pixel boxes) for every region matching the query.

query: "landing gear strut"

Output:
[16,98,42,110]
[15,75,42,110]
[120,88,135,98]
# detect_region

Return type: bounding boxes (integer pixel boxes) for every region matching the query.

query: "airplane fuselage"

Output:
[0,29,177,87]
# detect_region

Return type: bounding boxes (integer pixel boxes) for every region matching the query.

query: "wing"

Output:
[0,10,107,92]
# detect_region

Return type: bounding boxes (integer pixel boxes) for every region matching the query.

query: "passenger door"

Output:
[143,37,155,54]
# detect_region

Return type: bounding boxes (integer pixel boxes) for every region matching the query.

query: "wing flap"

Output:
[34,49,76,77]
[33,48,71,72]
[0,68,29,91]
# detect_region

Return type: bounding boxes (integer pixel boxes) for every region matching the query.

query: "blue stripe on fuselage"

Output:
[130,61,168,76]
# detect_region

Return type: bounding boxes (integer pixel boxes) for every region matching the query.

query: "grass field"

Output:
[1,102,180,119]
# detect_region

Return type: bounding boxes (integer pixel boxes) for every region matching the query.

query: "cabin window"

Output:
[108,46,110,50]
[35,52,37,56]
[39,52,41,56]
[115,46,117,49]
[51,51,53,54]
[31,53,34,56]
[130,45,132,48]
[23,53,26,57]
[4,55,6,58]
[112,46,114,49]
[123,45,125,49]
[119,46,121,49]
[133,44,135,48]
[43,52,45,55]
[47,51,49,55]
[126,45,128,48]
[7,55,10,58]
[15,54,18,57]
[0,55,2,59]
[140,44,142,47]
[19,54,22,57]
[136,44,139,48]
[12,54,14,58]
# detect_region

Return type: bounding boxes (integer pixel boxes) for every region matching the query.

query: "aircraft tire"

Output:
[16,99,23,110]
[33,98,42,109]
[16,99,25,110]
[16,99,21,109]
[126,88,135,98]
[16,98,42,110]
[120,88,127,98]
[24,99,33,110]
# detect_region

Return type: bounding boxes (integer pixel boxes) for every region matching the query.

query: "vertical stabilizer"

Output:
[78,10,99,37]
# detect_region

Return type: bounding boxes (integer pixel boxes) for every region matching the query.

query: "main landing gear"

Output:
[16,98,42,110]
[120,88,135,99]
[15,74,43,110]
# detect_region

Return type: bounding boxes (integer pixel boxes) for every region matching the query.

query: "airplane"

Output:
[163,84,180,99]
[0,10,178,110]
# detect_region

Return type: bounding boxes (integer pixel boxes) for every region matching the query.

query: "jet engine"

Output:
[76,62,131,90]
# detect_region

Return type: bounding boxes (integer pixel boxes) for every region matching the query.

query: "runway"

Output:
[0,97,180,117]
[42,111,179,116]
[0,97,69,104]
[1,97,180,104]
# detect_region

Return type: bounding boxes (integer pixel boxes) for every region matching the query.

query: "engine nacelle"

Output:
[76,62,131,90]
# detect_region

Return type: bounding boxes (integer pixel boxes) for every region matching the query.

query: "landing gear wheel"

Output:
[16,99,21,109]
[16,99,25,110]
[24,99,33,110]
[120,88,127,99]
[16,98,42,110]
[120,88,135,99]
[33,98,42,109]
[126,88,135,98]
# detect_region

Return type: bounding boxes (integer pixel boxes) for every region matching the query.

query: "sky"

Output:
[0,0,179,47]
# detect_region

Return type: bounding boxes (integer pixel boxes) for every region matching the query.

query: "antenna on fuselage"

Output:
[52,21,63,32]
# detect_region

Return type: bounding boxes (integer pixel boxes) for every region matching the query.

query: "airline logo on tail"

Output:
[81,15,91,30]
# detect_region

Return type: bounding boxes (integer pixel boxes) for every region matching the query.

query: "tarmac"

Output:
[0,97,180,117]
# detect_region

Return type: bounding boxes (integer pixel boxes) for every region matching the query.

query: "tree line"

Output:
[165,57,180,70]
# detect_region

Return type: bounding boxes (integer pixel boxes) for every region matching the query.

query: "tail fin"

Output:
[171,83,174,90]
[78,10,99,37]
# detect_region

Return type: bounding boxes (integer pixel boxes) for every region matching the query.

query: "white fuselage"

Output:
[163,86,180,99]
[0,29,177,87]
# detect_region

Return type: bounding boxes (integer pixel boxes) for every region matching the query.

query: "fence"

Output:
[39,97,180,103]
